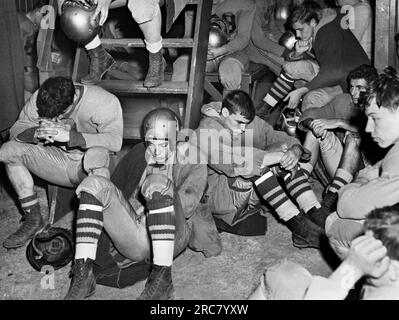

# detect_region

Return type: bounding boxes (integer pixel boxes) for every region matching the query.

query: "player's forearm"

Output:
[262,151,284,167]
[337,119,359,133]
[328,260,363,294]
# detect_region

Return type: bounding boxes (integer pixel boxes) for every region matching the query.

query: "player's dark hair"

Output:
[364,205,399,261]
[36,77,75,118]
[222,90,255,122]
[288,1,322,27]
[367,67,399,111]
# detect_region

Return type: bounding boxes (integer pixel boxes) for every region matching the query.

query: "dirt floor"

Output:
[0,143,338,300]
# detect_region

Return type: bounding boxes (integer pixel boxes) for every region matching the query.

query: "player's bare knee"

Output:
[345,132,361,147]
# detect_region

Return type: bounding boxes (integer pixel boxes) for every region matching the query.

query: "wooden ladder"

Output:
[72,0,212,132]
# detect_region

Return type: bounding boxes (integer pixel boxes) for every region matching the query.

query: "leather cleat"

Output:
[321,191,339,212]
[81,45,116,84]
[64,258,96,300]
[3,208,45,249]
[285,212,325,249]
[307,206,332,229]
[143,50,164,88]
[137,265,174,300]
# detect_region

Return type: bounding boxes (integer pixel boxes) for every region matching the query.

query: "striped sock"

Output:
[20,194,39,213]
[263,71,295,108]
[299,162,313,178]
[148,206,175,267]
[75,192,103,261]
[285,169,320,213]
[255,168,299,221]
[329,168,353,194]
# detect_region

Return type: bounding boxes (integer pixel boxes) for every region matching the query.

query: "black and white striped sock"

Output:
[263,71,295,108]
[255,168,299,221]
[285,168,320,213]
[329,168,353,194]
[75,191,103,261]
[148,206,175,267]
[20,193,39,214]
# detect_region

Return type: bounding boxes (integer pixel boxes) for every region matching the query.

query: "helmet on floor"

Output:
[26,227,74,272]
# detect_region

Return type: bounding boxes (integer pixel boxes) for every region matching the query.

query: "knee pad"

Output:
[264,259,312,300]
[326,214,363,260]
[128,0,160,24]
[282,61,295,75]
[218,58,243,90]
[302,90,320,107]
[76,175,114,199]
[302,89,327,110]
[172,55,190,82]
[0,140,28,164]
[141,174,174,201]
[83,147,110,173]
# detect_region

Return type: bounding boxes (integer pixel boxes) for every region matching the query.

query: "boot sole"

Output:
[64,279,96,300]
[84,288,96,299]
[3,224,46,249]
[143,73,164,88]
[84,277,97,299]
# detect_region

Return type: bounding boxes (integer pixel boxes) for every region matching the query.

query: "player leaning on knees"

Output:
[325,67,399,260]
[64,108,220,300]
[297,64,378,224]
[258,0,370,122]
[0,76,123,249]
[186,90,329,249]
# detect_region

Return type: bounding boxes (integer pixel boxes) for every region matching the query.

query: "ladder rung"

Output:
[101,38,194,49]
[97,80,189,95]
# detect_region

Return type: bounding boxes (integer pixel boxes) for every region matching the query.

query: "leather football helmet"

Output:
[279,31,297,51]
[142,108,181,143]
[60,0,100,45]
[26,227,74,271]
[208,15,229,48]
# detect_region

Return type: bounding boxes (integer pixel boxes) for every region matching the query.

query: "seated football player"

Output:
[297,64,378,226]
[64,108,221,300]
[183,90,327,249]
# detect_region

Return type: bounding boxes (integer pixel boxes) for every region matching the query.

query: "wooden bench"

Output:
[204,63,272,101]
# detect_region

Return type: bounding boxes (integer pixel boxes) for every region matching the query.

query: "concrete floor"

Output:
[0,143,337,300]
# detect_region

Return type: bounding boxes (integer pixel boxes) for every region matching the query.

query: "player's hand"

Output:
[93,0,112,26]
[36,120,71,143]
[207,47,224,61]
[284,88,308,109]
[280,144,302,171]
[294,39,311,54]
[346,233,390,279]
[310,119,340,140]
